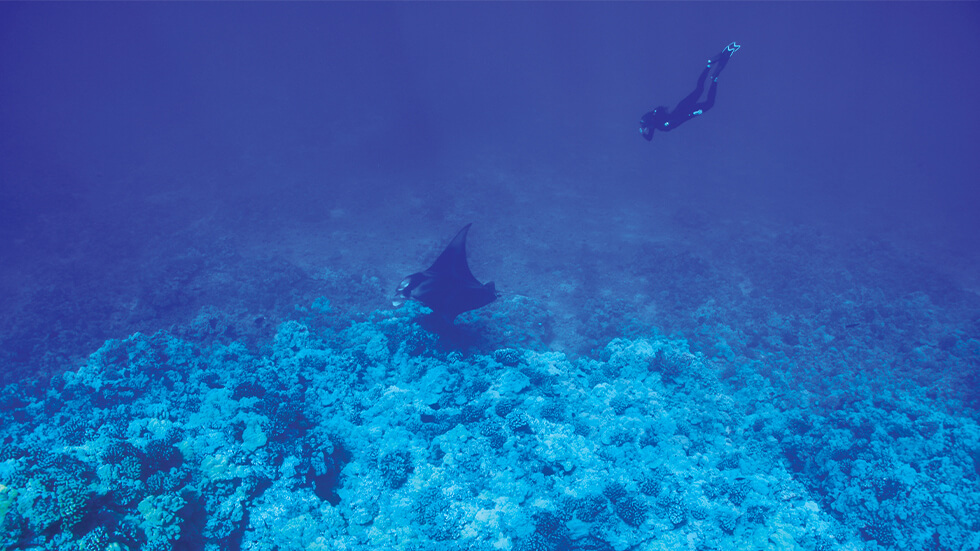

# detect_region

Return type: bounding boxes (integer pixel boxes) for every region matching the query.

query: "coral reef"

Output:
[0,297,978,550]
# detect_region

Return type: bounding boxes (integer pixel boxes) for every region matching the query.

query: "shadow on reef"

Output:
[413,313,487,352]
[361,295,554,360]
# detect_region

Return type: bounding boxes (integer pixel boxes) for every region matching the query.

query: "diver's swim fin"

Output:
[708,41,740,80]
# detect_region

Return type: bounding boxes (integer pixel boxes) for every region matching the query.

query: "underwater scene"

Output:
[1,3,979,551]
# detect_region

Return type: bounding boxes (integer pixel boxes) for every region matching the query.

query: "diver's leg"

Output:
[703,80,717,111]
[689,81,718,117]
[697,65,710,89]
[708,51,730,79]
[678,66,711,111]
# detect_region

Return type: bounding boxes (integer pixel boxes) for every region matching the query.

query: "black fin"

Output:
[426,223,481,286]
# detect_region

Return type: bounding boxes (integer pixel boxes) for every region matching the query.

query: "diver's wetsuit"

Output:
[640,42,739,140]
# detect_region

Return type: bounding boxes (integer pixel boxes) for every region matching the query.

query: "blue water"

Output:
[1,3,979,550]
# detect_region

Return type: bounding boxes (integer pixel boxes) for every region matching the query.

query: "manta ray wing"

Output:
[425,223,482,287]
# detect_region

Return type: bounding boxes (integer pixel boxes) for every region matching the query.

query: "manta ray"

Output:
[393,223,497,322]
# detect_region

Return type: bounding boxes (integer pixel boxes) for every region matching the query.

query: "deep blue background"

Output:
[1,2,978,379]
[3,6,980,548]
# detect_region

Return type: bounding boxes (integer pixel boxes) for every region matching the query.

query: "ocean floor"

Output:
[1,166,980,551]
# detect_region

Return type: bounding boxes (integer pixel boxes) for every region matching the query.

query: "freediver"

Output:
[639,42,740,140]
